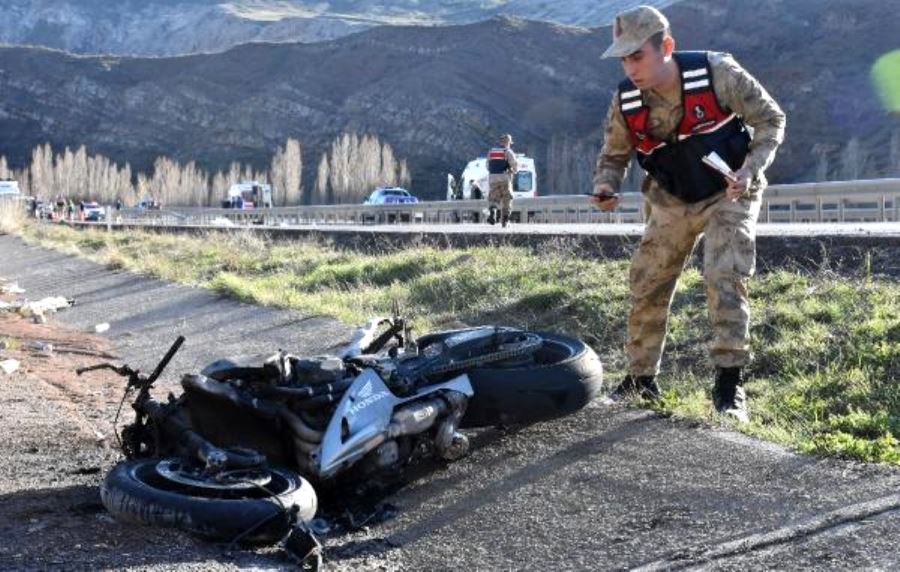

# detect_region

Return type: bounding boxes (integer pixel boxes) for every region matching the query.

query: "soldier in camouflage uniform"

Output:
[487,134,519,227]
[591,5,786,422]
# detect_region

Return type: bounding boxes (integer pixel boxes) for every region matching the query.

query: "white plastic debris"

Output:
[94,323,110,333]
[28,341,54,356]
[12,297,72,317]
[0,359,20,375]
[1,283,25,294]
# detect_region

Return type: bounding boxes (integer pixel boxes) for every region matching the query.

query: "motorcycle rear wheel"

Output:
[460,332,604,427]
[101,459,317,545]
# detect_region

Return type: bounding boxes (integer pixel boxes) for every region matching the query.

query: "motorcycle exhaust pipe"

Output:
[280,407,325,443]
[385,395,452,439]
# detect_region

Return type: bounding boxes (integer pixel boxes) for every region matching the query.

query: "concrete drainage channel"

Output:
[3,234,900,570]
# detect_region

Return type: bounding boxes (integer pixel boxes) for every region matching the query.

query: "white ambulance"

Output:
[447,154,537,201]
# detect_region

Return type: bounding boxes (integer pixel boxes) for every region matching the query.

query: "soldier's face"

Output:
[621,41,668,90]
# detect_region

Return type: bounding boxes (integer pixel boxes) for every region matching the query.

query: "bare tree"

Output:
[398,159,411,188]
[313,154,330,205]
[32,144,56,199]
[320,132,411,204]
[840,137,866,181]
[13,168,31,197]
[270,138,303,206]
[890,129,900,177]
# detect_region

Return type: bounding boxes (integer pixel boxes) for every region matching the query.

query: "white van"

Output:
[0,180,21,197]
[223,181,273,209]
[447,155,537,201]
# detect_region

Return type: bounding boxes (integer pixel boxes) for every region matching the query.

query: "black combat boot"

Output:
[713,367,749,423]
[602,374,660,404]
[501,212,509,228]
[487,207,496,225]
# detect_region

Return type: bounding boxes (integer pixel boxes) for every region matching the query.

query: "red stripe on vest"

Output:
[488,149,507,159]
[623,81,731,154]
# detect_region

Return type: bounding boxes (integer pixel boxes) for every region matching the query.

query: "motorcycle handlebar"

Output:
[143,335,185,388]
[76,362,130,376]
[75,336,185,390]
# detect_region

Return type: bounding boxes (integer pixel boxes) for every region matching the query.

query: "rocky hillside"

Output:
[0,0,896,199]
[0,0,674,57]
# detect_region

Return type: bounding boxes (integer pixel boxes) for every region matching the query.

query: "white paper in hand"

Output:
[702,151,738,183]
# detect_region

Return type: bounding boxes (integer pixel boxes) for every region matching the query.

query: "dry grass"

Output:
[0,199,27,235]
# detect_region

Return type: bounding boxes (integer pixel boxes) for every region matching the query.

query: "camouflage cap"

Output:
[601,5,669,59]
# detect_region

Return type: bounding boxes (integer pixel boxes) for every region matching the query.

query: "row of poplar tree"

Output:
[0,133,411,207]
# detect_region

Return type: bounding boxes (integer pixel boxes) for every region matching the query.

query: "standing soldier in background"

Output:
[487,134,518,227]
[591,5,786,422]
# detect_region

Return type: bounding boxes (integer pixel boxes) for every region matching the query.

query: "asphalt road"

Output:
[2,234,900,571]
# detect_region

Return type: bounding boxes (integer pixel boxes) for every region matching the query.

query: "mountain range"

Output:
[0,0,897,199]
[0,0,674,56]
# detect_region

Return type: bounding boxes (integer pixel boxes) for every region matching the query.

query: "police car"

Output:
[364,187,419,205]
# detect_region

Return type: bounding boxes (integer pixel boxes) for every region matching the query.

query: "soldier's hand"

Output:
[726,167,753,202]
[590,184,620,212]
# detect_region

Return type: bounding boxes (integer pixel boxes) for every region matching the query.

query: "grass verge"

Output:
[0,199,27,235]
[20,223,900,464]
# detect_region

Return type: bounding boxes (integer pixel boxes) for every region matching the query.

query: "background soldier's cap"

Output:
[601,5,669,59]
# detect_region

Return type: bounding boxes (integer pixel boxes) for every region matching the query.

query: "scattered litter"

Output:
[94,323,110,333]
[1,296,74,319]
[23,296,73,315]
[0,359,20,375]
[1,283,25,294]
[28,341,54,356]
[94,431,106,444]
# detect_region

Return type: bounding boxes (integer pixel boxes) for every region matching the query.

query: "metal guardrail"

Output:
[109,178,900,228]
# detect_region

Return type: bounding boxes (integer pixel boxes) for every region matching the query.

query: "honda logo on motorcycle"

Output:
[348,382,390,417]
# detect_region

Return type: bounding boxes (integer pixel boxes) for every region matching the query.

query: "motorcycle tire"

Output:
[101,459,317,545]
[460,332,604,428]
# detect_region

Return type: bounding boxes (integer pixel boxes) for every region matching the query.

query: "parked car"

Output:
[364,187,418,205]
[82,201,105,221]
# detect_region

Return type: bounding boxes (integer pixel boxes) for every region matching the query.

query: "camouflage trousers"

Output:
[627,191,762,376]
[488,178,513,218]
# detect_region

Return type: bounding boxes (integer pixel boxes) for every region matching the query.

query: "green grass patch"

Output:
[21,223,900,464]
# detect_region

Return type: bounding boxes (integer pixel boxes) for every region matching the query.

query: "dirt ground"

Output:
[0,304,300,571]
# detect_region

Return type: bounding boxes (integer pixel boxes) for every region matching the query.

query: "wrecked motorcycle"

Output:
[78,316,604,550]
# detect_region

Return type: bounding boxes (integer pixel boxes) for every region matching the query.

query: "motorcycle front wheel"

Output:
[101,459,317,545]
